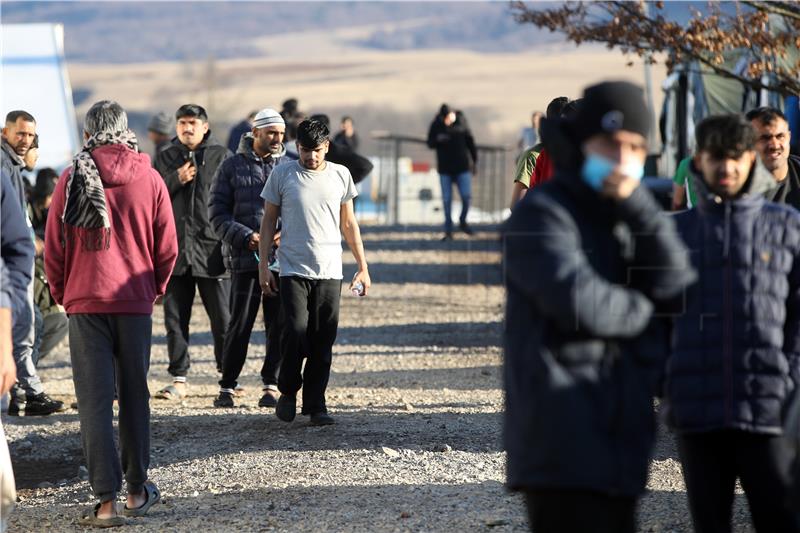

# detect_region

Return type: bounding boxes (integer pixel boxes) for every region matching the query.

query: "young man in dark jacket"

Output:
[154,104,232,399]
[45,100,178,526]
[667,114,800,533]
[208,108,296,408]
[502,81,696,533]
[427,104,477,240]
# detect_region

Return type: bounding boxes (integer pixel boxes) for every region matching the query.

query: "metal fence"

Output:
[370,133,514,225]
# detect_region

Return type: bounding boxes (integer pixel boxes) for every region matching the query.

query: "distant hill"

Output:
[1,1,704,63]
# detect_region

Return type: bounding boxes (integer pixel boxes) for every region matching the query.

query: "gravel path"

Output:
[4,225,754,532]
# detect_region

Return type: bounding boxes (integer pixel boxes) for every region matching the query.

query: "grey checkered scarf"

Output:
[62,129,138,251]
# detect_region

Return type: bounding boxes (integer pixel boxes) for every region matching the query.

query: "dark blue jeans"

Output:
[439,171,472,233]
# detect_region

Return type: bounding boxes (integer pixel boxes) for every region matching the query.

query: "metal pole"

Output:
[642,2,659,154]
[392,138,401,226]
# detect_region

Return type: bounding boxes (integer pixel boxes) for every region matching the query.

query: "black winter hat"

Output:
[573,81,650,143]
[147,111,173,135]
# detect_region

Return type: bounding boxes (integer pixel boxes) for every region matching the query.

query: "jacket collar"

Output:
[1,138,25,167]
[236,133,287,162]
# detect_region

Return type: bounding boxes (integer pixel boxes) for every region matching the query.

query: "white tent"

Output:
[1,23,80,173]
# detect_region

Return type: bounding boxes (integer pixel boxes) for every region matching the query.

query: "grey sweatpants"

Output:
[69,314,152,503]
[11,266,43,399]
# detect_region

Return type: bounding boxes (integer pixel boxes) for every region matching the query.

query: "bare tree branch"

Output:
[742,1,800,22]
[510,0,800,96]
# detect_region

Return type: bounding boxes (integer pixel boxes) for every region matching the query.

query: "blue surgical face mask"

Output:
[581,153,644,190]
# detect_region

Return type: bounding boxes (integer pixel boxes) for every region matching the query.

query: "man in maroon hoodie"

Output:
[45,100,178,527]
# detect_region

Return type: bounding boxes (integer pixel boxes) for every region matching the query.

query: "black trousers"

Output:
[524,489,636,533]
[69,314,152,503]
[219,270,283,390]
[677,430,800,533]
[278,276,341,415]
[163,273,230,377]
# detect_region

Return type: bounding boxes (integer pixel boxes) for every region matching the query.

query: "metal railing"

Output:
[371,133,513,225]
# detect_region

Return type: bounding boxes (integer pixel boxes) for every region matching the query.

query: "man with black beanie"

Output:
[502,81,695,532]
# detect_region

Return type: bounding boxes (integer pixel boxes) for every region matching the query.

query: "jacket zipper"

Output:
[722,201,733,426]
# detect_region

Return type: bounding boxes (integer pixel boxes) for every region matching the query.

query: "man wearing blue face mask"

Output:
[502,81,696,533]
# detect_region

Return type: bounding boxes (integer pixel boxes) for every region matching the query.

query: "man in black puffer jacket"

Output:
[208,108,296,409]
[503,81,696,533]
[667,114,800,533]
[154,104,232,399]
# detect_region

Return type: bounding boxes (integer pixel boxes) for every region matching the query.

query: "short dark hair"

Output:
[296,119,329,148]
[342,116,353,123]
[281,98,298,114]
[695,114,756,159]
[309,114,331,129]
[545,97,569,120]
[5,110,36,125]
[745,106,787,126]
[175,104,208,122]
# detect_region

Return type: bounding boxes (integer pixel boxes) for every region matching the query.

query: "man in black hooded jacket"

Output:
[154,104,232,399]
[502,81,696,533]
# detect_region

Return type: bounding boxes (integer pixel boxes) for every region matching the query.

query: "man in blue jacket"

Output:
[2,111,63,416]
[502,81,696,532]
[667,114,800,533]
[209,108,296,408]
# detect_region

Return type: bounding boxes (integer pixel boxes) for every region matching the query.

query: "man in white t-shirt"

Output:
[258,118,370,426]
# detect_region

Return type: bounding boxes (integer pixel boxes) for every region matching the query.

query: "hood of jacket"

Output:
[236,133,287,161]
[90,144,154,187]
[688,157,776,211]
[539,116,621,220]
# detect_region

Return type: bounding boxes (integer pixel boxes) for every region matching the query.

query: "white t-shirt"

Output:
[261,160,358,280]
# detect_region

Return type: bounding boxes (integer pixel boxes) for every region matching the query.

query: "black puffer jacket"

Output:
[667,161,800,435]
[502,117,695,496]
[502,121,696,496]
[155,132,231,278]
[208,134,296,273]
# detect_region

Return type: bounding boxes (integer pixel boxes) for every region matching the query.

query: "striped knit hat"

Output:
[253,108,285,129]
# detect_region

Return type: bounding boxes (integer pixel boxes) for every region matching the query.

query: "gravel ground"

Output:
[4,224,754,532]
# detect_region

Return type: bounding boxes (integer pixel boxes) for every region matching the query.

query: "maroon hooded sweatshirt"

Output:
[45,144,178,314]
